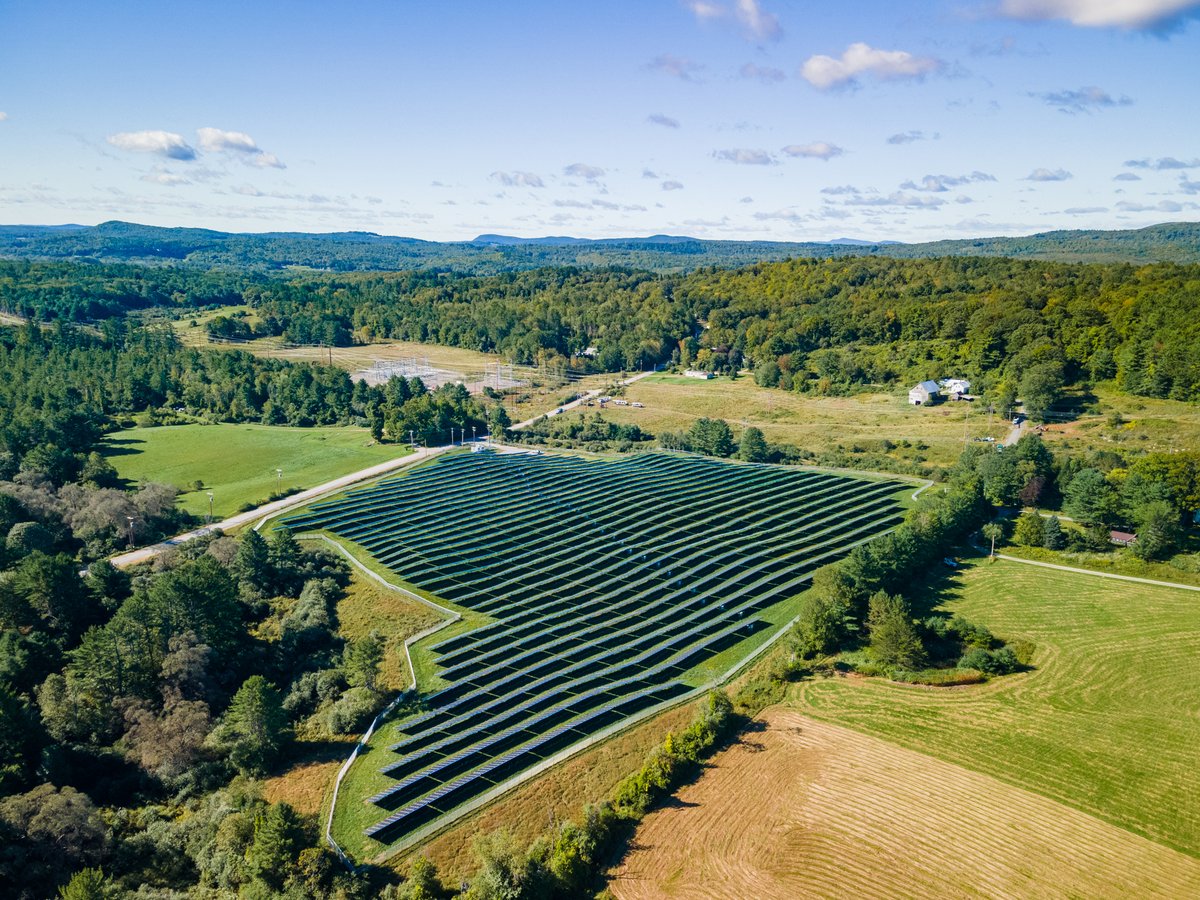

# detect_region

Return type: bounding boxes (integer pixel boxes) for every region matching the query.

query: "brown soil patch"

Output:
[610,709,1200,900]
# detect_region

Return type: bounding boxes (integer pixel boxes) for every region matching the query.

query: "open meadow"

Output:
[612,710,1200,900]
[1037,384,1200,458]
[596,374,1006,470]
[613,556,1200,898]
[103,423,403,518]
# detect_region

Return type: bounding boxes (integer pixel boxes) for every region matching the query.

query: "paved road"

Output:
[992,552,1200,593]
[108,446,447,568]
[511,370,656,430]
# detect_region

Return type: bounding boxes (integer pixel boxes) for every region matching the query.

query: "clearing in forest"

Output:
[611,710,1200,900]
[597,374,1006,470]
[103,423,403,519]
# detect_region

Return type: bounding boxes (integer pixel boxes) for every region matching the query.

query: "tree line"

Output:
[4,255,1199,405]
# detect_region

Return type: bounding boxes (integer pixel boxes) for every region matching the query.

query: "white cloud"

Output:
[642,169,660,179]
[563,162,606,181]
[197,127,257,153]
[713,148,775,164]
[900,171,996,191]
[107,130,197,160]
[1063,206,1109,213]
[197,127,285,168]
[1032,86,1133,113]
[801,42,942,90]
[997,0,1200,30]
[1178,176,1200,194]
[782,142,844,161]
[490,170,545,188]
[648,54,704,81]
[1113,172,1142,181]
[647,113,681,128]
[662,180,685,190]
[740,62,786,82]
[1124,156,1200,169]
[1024,167,1073,181]
[252,152,283,169]
[820,185,862,195]
[0,112,7,122]
[740,196,754,203]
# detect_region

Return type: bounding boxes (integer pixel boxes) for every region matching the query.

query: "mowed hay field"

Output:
[103,423,403,518]
[598,375,1005,469]
[612,711,1200,900]
[612,559,1200,899]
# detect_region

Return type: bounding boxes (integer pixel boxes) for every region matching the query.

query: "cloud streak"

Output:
[1032,86,1132,114]
[801,42,942,90]
[648,54,704,81]
[647,113,681,128]
[713,148,774,165]
[900,171,996,192]
[490,170,545,188]
[1124,156,1200,170]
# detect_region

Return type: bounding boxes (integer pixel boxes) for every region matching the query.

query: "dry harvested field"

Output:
[597,375,1005,469]
[612,710,1200,900]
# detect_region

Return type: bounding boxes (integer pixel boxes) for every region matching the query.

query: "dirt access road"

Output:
[511,370,656,430]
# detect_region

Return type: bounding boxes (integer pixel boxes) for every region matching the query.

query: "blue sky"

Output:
[1,0,1199,241]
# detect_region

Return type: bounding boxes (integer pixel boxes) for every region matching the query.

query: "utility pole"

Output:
[275,467,283,495]
[207,491,214,524]
[125,515,138,549]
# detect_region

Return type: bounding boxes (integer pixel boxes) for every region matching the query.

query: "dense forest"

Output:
[4,254,1199,405]
[2,220,1199,273]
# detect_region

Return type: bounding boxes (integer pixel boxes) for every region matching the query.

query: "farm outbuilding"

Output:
[908,380,941,405]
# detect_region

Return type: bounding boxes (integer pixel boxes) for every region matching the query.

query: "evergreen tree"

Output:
[737,426,769,463]
[1042,515,1065,550]
[245,803,304,890]
[232,530,272,595]
[217,676,289,776]
[866,591,924,669]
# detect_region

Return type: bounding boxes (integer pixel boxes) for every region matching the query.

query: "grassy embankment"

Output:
[103,423,404,519]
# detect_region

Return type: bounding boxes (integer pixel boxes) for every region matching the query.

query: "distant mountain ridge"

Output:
[0,220,1197,274]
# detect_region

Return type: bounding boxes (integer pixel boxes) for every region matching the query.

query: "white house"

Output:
[940,377,971,397]
[684,369,714,380]
[909,380,940,405]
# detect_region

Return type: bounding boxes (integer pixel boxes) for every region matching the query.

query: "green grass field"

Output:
[103,424,406,519]
[597,374,1005,470]
[790,557,1200,857]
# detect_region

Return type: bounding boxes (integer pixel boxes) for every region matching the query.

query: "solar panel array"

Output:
[284,450,906,845]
